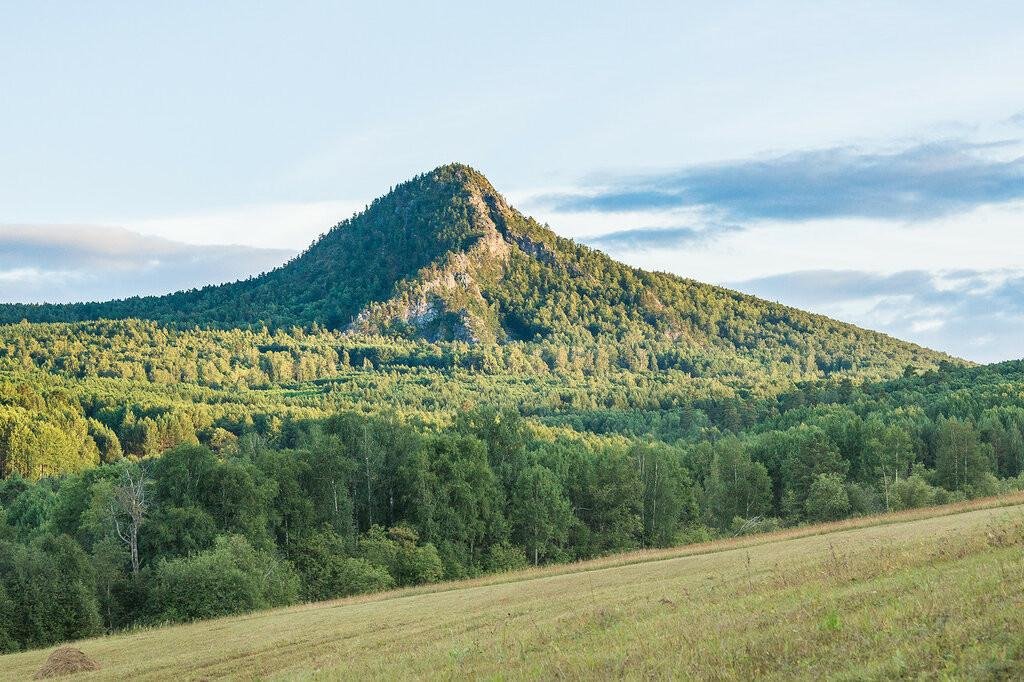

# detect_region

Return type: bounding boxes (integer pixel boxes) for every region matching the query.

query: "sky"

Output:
[1,2,1022,362]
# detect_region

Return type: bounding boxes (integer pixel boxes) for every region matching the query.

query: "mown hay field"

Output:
[3,494,1024,680]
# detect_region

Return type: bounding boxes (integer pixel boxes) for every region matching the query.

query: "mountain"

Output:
[0,163,956,376]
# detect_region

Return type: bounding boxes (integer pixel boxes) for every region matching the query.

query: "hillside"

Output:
[2,496,1021,680]
[0,164,955,378]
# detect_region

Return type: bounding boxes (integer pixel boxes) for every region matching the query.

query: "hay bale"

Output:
[33,647,101,679]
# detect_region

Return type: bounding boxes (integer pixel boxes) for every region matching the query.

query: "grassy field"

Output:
[4,495,1024,680]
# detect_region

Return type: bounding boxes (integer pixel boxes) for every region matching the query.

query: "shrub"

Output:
[805,473,851,522]
[148,535,299,623]
[484,542,528,573]
[0,583,17,653]
[334,558,395,596]
[889,474,939,511]
[293,529,393,601]
[845,482,882,516]
[965,473,1002,499]
[0,535,101,650]
[358,526,445,587]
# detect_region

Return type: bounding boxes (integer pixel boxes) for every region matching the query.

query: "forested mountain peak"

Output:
[0,164,956,377]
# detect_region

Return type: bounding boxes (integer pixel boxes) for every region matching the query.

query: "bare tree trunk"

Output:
[112,467,148,576]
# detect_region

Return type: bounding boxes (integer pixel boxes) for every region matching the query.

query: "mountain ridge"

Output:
[0,163,960,378]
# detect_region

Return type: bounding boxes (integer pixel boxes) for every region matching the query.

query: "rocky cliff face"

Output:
[347,178,514,343]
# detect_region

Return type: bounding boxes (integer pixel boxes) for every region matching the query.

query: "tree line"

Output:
[3,394,1024,653]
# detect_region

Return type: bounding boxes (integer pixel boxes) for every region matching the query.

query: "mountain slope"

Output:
[0,164,957,376]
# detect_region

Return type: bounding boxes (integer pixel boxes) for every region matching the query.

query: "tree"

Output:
[634,443,698,547]
[300,434,356,544]
[106,465,149,576]
[423,435,507,575]
[357,526,443,587]
[934,417,993,493]
[456,407,529,488]
[150,444,216,508]
[256,448,315,555]
[203,458,275,548]
[560,444,643,556]
[705,438,772,530]
[0,535,101,649]
[508,464,573,565]
[781,426,849,518]
[141,505,217,562]
[861,420,915,511]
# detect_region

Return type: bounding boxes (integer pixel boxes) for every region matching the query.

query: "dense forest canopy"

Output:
[1,164,1018,655]
[3,355,1024,653]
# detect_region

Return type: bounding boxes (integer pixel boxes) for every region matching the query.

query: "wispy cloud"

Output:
[730,268,1024,363]
[583,223,743,251]
[128,200,364,250]
[0,225,294,304]
[537,140,1024,222]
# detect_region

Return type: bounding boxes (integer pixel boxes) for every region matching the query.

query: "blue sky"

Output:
[2,2,1023,362]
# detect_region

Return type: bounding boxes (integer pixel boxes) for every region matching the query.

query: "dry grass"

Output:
[2,494,1024,680]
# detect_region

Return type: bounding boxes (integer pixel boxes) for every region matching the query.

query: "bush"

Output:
[0,535,101,650]
[293,529,393,601]
[965,473,1002,499]
[358,526,444,587]
[889,474,939,511]
[675,524,716,545]
[1003,474,1024,492]
[484,542,528,573]
[805,474,851,522]
[334,558,395,596]
[0,583,17,653]
[148,535,299,623]
[845,482,882,516]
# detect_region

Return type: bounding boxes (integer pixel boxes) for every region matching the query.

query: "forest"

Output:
[2,324,1023,652]
[0,166,1020,654]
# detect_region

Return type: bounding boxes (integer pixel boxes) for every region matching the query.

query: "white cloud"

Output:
[125,200,365,250]
[0,225,293,304]
[727,268,1024,363]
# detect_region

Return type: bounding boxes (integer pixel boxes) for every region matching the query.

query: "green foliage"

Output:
[0,582,16,654]
[805,473,852,522]
[0,164,951,387]
[705,438,772,530]
[934,417,994,493]
[889,474,945,511]
[0,534,101,650]
[292,528,393,602]
[358,526,444,587]
[0,185,1021,656]
[141,505,217,562]
[483,542,528,573]
[729,515,781,536]
[508,464,573,565]
[781,426,849,517]
[148,535,300,623]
